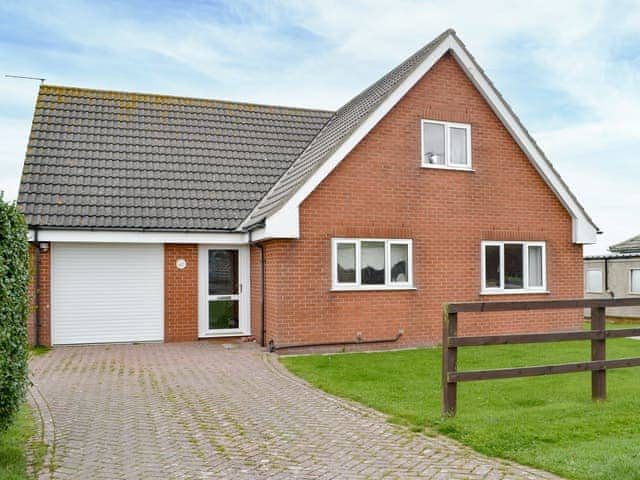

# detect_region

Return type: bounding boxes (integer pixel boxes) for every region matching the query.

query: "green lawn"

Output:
[28,346,50,357]
[281,329,640,480]
[0,405,43,480]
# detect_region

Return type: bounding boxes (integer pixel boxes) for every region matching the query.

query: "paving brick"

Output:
[29,343,563,479]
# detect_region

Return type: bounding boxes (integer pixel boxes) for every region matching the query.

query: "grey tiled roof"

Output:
[585,253,640,260]
[243,29,452,227]
[18,86,333,230]
[609,235,640,254]
[19,29,598,236]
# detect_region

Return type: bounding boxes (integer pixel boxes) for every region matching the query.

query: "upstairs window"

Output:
[421,120,471,169]
[481,241,546,294]
[332,239,413,290]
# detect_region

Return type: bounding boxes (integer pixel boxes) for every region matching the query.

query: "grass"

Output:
[0,404,44,480]
[281,325,640,480]
[28,346,50,357]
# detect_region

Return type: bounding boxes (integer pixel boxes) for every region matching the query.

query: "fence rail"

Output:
[442,298,640,416]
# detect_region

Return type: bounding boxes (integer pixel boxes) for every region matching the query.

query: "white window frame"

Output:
[331,238,414,291]
[480,241,547,295]
[586,269,604,293]
[421,119,472,170]
[630,269,640,294]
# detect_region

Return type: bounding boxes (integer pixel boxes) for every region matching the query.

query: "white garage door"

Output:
[52,243,164,345]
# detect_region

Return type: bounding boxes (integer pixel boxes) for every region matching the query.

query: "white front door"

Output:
[198,245,250,337]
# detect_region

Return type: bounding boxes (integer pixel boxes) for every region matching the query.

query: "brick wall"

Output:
[164,244,198,342]
[27,244,51,347]
[250,245,264,345]
[261,53,584,349]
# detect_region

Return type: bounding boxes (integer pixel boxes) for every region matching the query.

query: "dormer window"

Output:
[421,120,472,170]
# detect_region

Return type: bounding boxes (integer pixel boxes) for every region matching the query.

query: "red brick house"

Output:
[19,30,599,349]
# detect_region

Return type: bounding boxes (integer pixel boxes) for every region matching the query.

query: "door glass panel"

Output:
[209,300,239,329]
[209,250,238,295]
[504,244,524,289]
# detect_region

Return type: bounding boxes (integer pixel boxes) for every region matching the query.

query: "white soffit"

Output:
[30,229,249,244]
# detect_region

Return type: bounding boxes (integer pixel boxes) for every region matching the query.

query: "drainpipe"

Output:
[33,227,41,347]
[258,243,266,347]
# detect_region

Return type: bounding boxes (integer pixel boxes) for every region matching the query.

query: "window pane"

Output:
[485,245,500,288]
[208,250,238,295]
[390,244,409,283]
[587,270,603,292]
[528,245,543,287]
[631,270,640,293]
[423,122,445,165]
[337,243,356,283]
[450,127,468,165]
[504,244,524,289]
[361,241,385,285]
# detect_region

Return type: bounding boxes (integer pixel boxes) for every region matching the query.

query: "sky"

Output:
[1,0,638,255]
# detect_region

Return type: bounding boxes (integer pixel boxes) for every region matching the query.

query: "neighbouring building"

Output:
[584,235,640,320]
[18,29,599,349]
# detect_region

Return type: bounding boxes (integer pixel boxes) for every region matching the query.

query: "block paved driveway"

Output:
[28,343,561,479]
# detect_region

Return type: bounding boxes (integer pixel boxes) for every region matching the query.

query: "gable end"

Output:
[246,31,599,245]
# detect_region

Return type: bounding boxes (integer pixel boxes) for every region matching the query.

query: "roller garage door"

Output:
[51,243,164,345]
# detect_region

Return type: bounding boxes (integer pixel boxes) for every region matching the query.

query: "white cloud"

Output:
[281,0,640,254]
[0,0,638,255]
[0,119,33,201]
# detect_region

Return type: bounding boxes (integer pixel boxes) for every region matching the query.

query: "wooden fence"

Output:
[442,298,640,416]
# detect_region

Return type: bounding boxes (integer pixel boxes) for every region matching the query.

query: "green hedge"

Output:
[0,196,29,432]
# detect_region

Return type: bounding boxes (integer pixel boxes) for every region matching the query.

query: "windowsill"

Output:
[421,163,474,172]
[199,331,251,338]
[480,289,550,296]
[628,292,640,295]
[331,285,417,292]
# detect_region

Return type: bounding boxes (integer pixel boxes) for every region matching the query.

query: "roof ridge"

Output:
[239,110,339,230]
[609,233,640,252]
[241,29,454,228]
[21,83,334,231]
[332,28,454,117]
[39,84,335,115]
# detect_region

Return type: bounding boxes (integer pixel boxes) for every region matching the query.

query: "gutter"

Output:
[268,330,404,353]
[28,226,241,234]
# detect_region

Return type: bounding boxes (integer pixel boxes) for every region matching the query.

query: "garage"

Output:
[51,243,164,345]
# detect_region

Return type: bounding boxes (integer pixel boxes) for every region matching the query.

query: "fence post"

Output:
[442,307,458,416]
[591,306,606,401]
